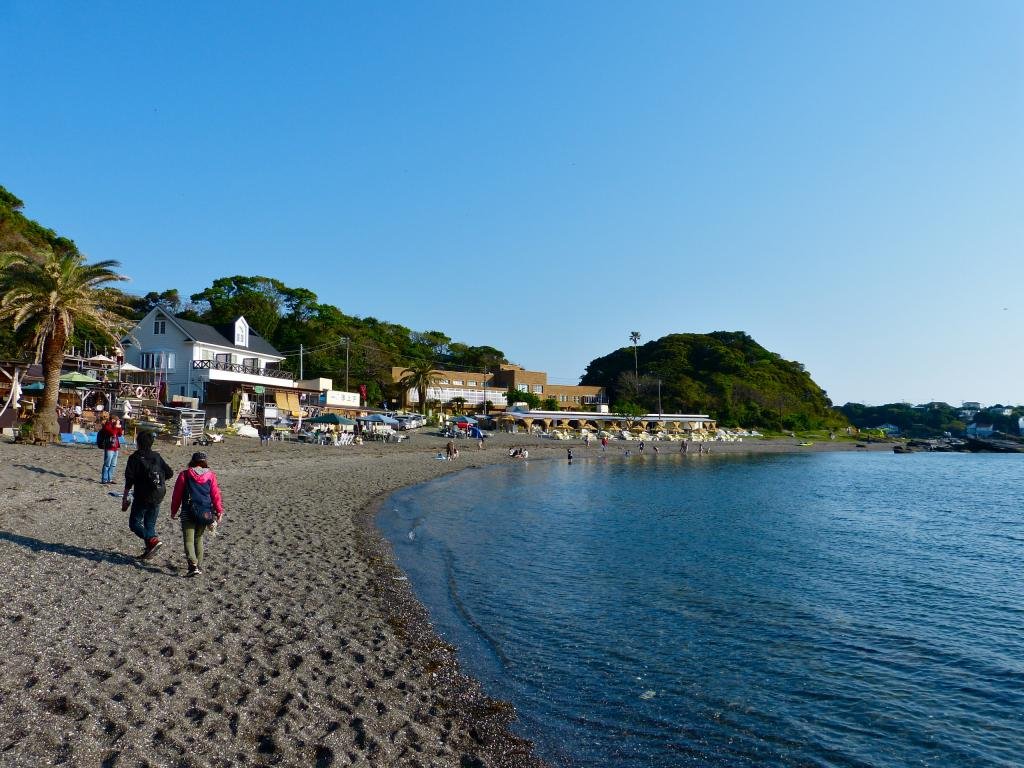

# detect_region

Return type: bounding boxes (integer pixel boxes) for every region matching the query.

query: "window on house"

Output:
[215,353,230,365]
[140,352,175,371]
[154,320,166,335]
[517,384,528,392]
[532,385,543,393]
[467,380,477,387]
[243,357,259,372]
[439,379,449,385]
[452,380,463,386]
[234,318,249,347]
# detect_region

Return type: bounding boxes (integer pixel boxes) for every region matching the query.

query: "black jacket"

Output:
[123,450,174,504]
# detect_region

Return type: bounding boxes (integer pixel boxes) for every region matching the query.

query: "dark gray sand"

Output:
[0,432,883,767]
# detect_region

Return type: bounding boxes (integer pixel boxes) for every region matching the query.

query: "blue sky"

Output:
[3,1,1021,405]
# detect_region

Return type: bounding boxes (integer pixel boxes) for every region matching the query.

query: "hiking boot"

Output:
[187,562,202,576]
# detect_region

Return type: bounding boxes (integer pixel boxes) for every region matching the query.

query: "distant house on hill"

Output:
[875,423,901,436]
[1019,417,1024,436]
[987,405,1013,417]
[962,401,982,410]
[966,423,995,438]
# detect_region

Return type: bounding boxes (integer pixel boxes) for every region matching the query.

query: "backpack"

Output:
[96,428,111,450]
[134,453,167,503]
[182,472,216,525]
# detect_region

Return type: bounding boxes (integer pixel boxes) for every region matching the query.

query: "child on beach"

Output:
[121,430,174,560]
[170,452,224,576]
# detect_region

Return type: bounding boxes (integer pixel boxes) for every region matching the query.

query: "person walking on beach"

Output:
[99,415,124,485]
[601,436,608,452]
[121,430,174,560]
[446,439,455,461]
[170,452,225,577]
[567,447,573,464]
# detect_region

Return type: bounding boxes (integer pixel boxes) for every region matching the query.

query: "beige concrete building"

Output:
[489,364,606,408]
[391,363,607,411]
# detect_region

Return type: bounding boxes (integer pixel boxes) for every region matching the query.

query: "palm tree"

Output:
[0,248,129,441]
[397,358,442,415]
[629,331,641,379]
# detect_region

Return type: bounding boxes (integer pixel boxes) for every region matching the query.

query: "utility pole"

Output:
[299,343,303,380]
[344,337,350,391]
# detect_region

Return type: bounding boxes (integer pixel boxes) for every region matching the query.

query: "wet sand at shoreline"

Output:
[0,432,888,767]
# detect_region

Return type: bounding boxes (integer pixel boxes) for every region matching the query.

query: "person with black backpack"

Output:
[121,430,174,560]
[169,452,225,576]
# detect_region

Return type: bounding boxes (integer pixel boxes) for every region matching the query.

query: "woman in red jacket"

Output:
[169,452,225,576]
[99,415,123,485]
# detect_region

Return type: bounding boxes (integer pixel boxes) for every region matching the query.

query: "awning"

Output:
[307,413,356,425]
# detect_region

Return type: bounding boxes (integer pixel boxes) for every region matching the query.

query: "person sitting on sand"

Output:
[121,430,174,560]
[170,452,225,577]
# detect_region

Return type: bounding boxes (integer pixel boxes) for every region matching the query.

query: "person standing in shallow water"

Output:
[170,452,225,577]
[122,430,174,560]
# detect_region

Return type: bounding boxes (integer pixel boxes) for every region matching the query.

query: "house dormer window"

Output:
[154,319,166,335]
[234,317,249,348]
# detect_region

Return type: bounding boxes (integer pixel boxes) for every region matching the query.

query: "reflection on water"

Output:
[379,452,1024,767]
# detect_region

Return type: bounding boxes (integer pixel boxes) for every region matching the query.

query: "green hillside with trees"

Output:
[0,184,507,410]
[580,332,844,431]
[839,401,1022,437]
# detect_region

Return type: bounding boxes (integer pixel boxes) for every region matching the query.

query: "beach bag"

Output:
[183,473,216,525]
[134,453,167,503]
[96,429,111,450]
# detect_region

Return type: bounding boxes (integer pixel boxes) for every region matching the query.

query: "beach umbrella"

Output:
[449,414,477,424]
[59,372,100,387]
[87,354,115,365]
[307,413,356,425]
[118,362,144,372]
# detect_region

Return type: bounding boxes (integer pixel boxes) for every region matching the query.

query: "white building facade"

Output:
[123,309,296,403]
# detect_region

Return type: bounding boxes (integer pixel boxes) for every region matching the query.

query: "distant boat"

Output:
[797,441,814,447]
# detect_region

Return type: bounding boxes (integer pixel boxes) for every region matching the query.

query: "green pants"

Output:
[181,520,209,566]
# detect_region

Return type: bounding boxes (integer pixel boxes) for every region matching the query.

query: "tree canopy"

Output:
[581,331,844,430]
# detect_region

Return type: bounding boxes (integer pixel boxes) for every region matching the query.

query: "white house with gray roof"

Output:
[122,309,296,405]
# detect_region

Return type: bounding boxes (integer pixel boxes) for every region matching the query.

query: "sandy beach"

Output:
[0,432,889,767]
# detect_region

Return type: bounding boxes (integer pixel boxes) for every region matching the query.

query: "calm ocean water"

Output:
[378,452,1024,767]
